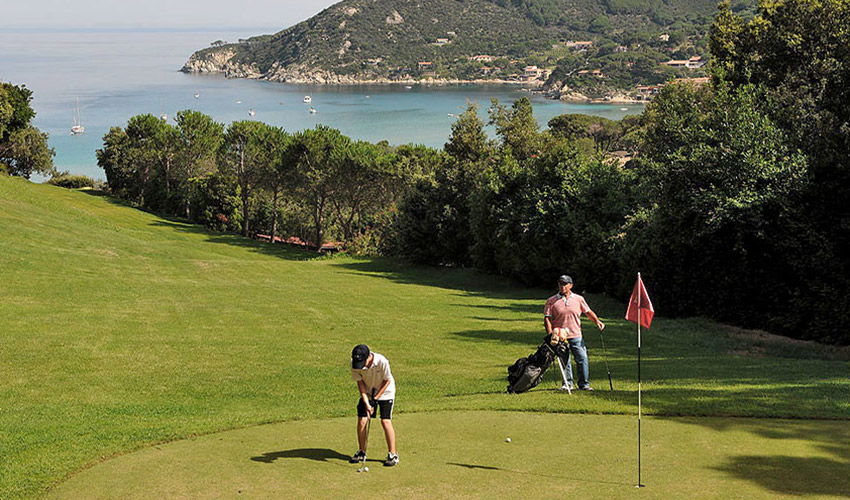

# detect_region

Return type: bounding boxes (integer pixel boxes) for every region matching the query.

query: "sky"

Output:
[1,0,339,30]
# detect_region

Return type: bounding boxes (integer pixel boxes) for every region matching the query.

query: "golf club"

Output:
[599,329,614,391]
[357,388,376,472]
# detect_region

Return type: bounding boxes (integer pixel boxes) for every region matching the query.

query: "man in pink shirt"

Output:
[544,275,605,391]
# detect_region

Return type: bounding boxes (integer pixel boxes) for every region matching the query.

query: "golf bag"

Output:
[507,335,561,393]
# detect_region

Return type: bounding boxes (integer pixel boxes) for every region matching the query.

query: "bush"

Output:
[46,174,96,189]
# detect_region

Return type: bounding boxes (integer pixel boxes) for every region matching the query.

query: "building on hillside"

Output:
[418,61,433,70]
[686,56,705,68]
[523,65,541,79]
[446,31,456,36]
[564,40,594,51]
[635,84,663,99]
[434,38,451,45]
[663,56,706,69]
[663,59,689,68]
[471,54,495,62]
[672,76,710,86]
[658,34,670,42]
[577,69,604,78]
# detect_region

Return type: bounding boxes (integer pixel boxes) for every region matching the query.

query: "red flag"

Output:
[626,274,654,329]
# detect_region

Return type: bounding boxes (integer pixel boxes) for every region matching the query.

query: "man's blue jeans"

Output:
[560,337,590,389]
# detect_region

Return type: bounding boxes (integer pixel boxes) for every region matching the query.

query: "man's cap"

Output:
[351,344,370,369]
[557,275,573,285]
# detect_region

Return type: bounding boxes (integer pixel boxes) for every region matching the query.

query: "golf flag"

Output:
[626,274,654,329]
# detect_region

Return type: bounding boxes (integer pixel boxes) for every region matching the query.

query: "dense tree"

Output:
[0,83,54,178]
[174,111,224,218]
[708,0,850,342]
[290,126,350,246]
[488,97,541,161]
[0,126,56,179]
[629,80,808,328]
[221,120,269,236]
[258,126,292,242]
[124,114,164,206]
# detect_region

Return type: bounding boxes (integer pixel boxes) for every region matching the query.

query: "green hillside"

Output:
[182,0,734,90]
[1,175,847,499]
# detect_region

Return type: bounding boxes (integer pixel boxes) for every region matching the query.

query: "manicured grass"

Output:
[1,175,848,499]
[47,413,850,499]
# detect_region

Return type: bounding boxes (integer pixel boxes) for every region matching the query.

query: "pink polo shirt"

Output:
[544,292,590,339]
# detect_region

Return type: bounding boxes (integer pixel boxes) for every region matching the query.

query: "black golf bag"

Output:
[507,335,563,393]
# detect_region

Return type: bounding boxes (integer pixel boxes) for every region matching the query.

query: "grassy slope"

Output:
[0,175,848,499]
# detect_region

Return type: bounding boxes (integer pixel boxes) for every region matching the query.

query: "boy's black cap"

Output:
[558,275,573,285]
[351,344,370,369]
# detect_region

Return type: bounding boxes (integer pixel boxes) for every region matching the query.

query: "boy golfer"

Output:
[350,344,398,467]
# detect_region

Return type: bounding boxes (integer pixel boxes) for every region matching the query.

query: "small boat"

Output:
[365,95,371,98]
[70,97,84,135]
[236,100,242,104]
[194,92,199,99]
[308,107,317,114]
[160,98,167,121]
[248,108,256,117]
[447,113,455,117]
[303,95,312,103]
[620,107,628,111]
[405,85,412,89]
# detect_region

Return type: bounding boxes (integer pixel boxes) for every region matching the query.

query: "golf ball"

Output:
[506,437,511,442]
[364,467,369,471]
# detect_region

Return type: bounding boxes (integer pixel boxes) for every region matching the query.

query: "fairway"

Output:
[47,412,850,499]
[1,176,848,499]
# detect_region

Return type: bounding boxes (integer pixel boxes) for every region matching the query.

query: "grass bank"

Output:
[1,175,848,499]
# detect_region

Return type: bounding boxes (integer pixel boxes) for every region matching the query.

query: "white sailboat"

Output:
[160,98,168,121]
[70,98,84,135]
[303,95,312,103]
[308,107,317,114]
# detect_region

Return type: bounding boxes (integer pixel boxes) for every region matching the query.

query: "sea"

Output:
[0,28,643,180]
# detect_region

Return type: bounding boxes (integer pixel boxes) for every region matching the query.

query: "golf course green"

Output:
[1,175,848,499]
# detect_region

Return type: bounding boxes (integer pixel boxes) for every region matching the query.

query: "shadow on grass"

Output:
[149,219,321,261]
[714,455,850,497]
[251,448,349,463]
[447,462,632,486]
[452,329,547,346]
[332,259,545,305]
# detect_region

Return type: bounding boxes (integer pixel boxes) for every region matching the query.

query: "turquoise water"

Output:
[0,29,643,180]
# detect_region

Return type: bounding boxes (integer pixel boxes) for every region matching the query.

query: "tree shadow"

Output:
[713,455,850,497]
[148,219,321,261]
[332,258,545,305]
[250,448,350,463]
[452,329,547,346]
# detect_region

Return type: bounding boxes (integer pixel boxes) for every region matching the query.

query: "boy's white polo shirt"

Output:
[351,352,396,400]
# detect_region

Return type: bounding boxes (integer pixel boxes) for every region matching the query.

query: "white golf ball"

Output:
[364,467,369,471]
[506,437,511,443]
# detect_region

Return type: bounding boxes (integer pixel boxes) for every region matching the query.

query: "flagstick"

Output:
[637,272,645,488]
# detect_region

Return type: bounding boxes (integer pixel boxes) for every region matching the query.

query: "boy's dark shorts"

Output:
[357,399,394,420]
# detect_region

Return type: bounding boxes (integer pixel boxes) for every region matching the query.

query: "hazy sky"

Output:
[2,0,339,29]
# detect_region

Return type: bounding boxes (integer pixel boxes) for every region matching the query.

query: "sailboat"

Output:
[248,108,256,117]
[194,91,200,99]
[70,98,84,135]
[160,98,168,122]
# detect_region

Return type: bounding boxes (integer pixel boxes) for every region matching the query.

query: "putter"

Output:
[357,388,376,473]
